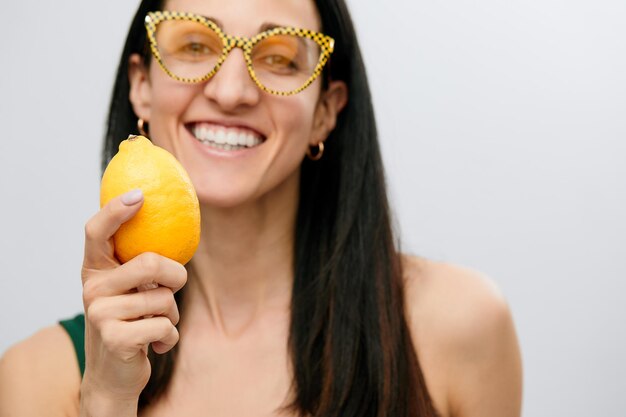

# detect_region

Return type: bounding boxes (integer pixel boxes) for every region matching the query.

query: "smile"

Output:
[190,123,265,151]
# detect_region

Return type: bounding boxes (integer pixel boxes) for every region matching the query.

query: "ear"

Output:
[310,80,348,145]
[128,53,152,121]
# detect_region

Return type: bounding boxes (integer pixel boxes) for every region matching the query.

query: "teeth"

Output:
[192,124,262,149]
[226,131,237,145]
[216,130,226,144]
[204,142,246,151]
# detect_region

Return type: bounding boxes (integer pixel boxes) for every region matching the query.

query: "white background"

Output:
[1,1,625,416]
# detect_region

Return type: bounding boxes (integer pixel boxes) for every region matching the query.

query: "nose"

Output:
[203,48,260,111]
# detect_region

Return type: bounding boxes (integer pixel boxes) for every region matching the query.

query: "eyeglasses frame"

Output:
[144,11,335,96]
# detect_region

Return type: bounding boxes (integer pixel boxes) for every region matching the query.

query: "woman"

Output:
[0,0,522,415]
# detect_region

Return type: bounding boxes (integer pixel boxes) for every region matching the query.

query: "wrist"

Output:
[79,385,139,417]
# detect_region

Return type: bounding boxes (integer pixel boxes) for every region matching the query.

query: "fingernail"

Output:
[121,189,143,206]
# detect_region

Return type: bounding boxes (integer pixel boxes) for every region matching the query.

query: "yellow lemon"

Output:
[100,135,200,265]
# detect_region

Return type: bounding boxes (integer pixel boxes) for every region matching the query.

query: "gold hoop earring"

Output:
[137,118,149,137]
[307,142,324,161]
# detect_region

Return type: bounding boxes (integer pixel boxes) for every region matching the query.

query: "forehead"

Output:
[163,0,321,35]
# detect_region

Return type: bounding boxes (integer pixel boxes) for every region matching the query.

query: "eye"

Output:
[253,54,300,75]
[263,55,297,69]
[182,42,211,56]
[252,35,303,74]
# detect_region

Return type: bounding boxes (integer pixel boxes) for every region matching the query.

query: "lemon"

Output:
[100,135,201,265]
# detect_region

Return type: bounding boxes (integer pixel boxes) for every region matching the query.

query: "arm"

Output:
[445,283,523,417]
[0,325,81,417]
[403,258,523,417]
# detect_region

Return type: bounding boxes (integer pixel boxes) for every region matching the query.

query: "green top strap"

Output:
[59,313,85,377]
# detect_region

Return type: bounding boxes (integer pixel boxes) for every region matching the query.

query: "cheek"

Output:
[272,92,319,149]
[146,67,198,145]
[152,84,195,117]
[251,94,318,195]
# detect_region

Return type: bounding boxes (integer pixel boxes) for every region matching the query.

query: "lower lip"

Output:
[185,128,265,159]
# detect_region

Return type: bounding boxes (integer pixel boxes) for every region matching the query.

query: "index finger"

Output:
[82,189,144,273]
[85,252,188,299]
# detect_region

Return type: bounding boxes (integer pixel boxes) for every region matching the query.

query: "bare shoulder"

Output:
[0,324,81,417]
[402,255,511,342]
[401,255,523,417]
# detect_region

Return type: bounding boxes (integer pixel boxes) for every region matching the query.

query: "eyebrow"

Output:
[259,23,283,31]
[200,15,224,29]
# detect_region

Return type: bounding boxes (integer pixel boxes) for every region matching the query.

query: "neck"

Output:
[184,173,299,338]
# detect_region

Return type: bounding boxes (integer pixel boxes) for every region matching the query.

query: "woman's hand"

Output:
[79,190,187,416]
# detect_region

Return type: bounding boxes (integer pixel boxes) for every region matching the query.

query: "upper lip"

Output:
[187,119,267,140]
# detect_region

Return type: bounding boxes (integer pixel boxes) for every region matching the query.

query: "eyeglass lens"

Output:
[155,19,323,93]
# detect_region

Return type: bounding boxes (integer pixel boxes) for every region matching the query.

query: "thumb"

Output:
[83,189,144,272]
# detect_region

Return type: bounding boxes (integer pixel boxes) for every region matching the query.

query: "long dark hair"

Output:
[104,1,438,416]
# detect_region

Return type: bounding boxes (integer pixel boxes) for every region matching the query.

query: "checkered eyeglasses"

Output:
[145,11,335,96]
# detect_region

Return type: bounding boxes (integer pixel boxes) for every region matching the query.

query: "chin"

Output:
[194,186,258,209]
